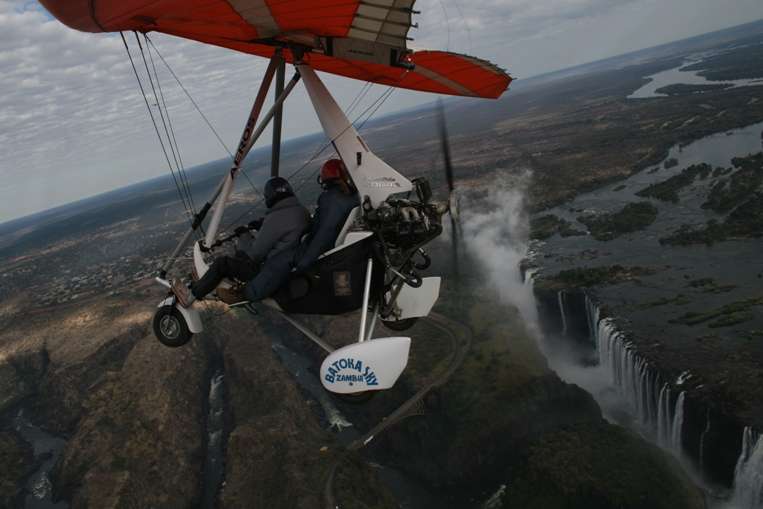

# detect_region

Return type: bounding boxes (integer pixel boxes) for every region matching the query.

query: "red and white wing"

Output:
[39,0,511,98]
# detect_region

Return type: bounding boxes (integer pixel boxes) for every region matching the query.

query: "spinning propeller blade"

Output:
[438,99,455,194]
[437,99,460,275]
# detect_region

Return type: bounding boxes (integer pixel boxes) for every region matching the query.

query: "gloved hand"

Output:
[248,218,264,231]
[234,250,252,262]
[234,225,249,236]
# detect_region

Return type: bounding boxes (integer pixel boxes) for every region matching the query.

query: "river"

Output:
[629,58,763,99]
[13,409,67,509]
[530,120,763,508]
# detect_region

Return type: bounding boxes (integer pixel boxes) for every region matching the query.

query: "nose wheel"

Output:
[381,317,418,331]
[153,305,193,347]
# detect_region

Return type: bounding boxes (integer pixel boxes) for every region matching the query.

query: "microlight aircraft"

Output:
[41,0,511,396]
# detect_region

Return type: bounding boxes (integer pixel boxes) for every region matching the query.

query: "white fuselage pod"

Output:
[320,337,411,393]
[297,64,413,208]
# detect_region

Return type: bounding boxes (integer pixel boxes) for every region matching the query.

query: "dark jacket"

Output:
[240,195,309,265]
[295,184,360,272]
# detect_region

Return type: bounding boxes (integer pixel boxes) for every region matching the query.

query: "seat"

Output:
[332,206,360,248]
[272,234,383,315]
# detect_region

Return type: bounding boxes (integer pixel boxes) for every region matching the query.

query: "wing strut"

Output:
[271,60,286,177]
[159,52,301,278]
[297,64,412,208]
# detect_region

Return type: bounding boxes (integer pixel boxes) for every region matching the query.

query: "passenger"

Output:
[293,158,360,273]
[172,177,309,306]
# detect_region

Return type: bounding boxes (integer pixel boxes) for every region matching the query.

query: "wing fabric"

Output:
[38,0,511,98]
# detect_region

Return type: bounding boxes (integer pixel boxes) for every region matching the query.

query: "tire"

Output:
[153,305,193,348]
[381,317,418,331]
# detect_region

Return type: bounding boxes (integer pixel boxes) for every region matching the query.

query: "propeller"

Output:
[437,99,461,276]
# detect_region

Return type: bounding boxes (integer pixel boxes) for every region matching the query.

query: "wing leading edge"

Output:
[38,0,511,98]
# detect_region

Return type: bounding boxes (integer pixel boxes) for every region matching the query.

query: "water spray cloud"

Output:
[460,171,540,336]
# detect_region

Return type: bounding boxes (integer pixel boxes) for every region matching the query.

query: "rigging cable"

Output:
[144,34,263,202]
[288,85,397,194]
[143,33,198,214]
[451,0,473,54]
[292,87,396,195]
[437,0,451,52]
[134,32,196,216]
[120,32,194,223]
[146,35,233,157]
[216,84,398,239]
[346,81,372,117]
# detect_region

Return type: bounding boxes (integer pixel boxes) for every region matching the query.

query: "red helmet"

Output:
[320,158,345,183]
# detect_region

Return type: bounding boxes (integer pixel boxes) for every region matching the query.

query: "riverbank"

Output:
[528,119,763,506]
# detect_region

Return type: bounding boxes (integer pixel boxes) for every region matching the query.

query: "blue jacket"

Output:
[294,184,360,272]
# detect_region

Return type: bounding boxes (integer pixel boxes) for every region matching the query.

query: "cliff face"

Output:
[0,431,32,507]
[0,293,396,509]
[505,422,706,509]
[0,278,705,509]
[218,317,395,509]
[55,332,209,508]
[356,283,706,508]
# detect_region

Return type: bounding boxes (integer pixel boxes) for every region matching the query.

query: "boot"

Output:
[216,286,246,305]
[171,279,193,308]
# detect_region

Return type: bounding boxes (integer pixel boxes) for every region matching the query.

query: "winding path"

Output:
[323,312,472,508]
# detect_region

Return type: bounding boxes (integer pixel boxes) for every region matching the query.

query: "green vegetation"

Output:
[578,202,658,240]
[660,220,726,246]
[702,153,763,213]
[502,422,705,509]
[659,154,763,245]
[662,192,763,245]
[681,44,763,80]
[713,166,733,178]
[724,192,763,236]
[638,294,691,309]
[636,163,712,203]
[0,432,32,508]
[537,265,656,291]
[530,214,585,240]
[670,297,763,327]
[613,184,627,191]
[708,312,753,328]
[742,330,763,341]
[655,83,733,96]
[688,278,736,293]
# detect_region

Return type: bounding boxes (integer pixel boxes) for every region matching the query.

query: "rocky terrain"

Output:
[3,20,763,509]
[527,37,763,506]
[0,271,706,508]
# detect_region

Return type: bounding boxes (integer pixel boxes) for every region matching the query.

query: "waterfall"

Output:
[523,268,537,285]
[671,392,686,454]
[699,411,711,473]
[732,427,763,509]
[588,296,684,458]
[558,291,567,336]
[656,384,671,447]
[587,294,763,503]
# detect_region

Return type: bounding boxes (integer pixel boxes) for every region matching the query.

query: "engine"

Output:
[363,178,446,257]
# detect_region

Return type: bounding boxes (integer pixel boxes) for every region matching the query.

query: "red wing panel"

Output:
[38,0,511,98]
[267,1,358,37]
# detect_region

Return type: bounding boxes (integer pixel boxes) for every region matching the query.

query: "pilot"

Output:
[293,158,360,273]
[172,177,309,306]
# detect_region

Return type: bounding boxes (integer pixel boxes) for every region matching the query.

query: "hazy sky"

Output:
[1,0,762,222]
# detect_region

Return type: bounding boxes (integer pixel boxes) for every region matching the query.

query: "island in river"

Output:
[3,18,763,509]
